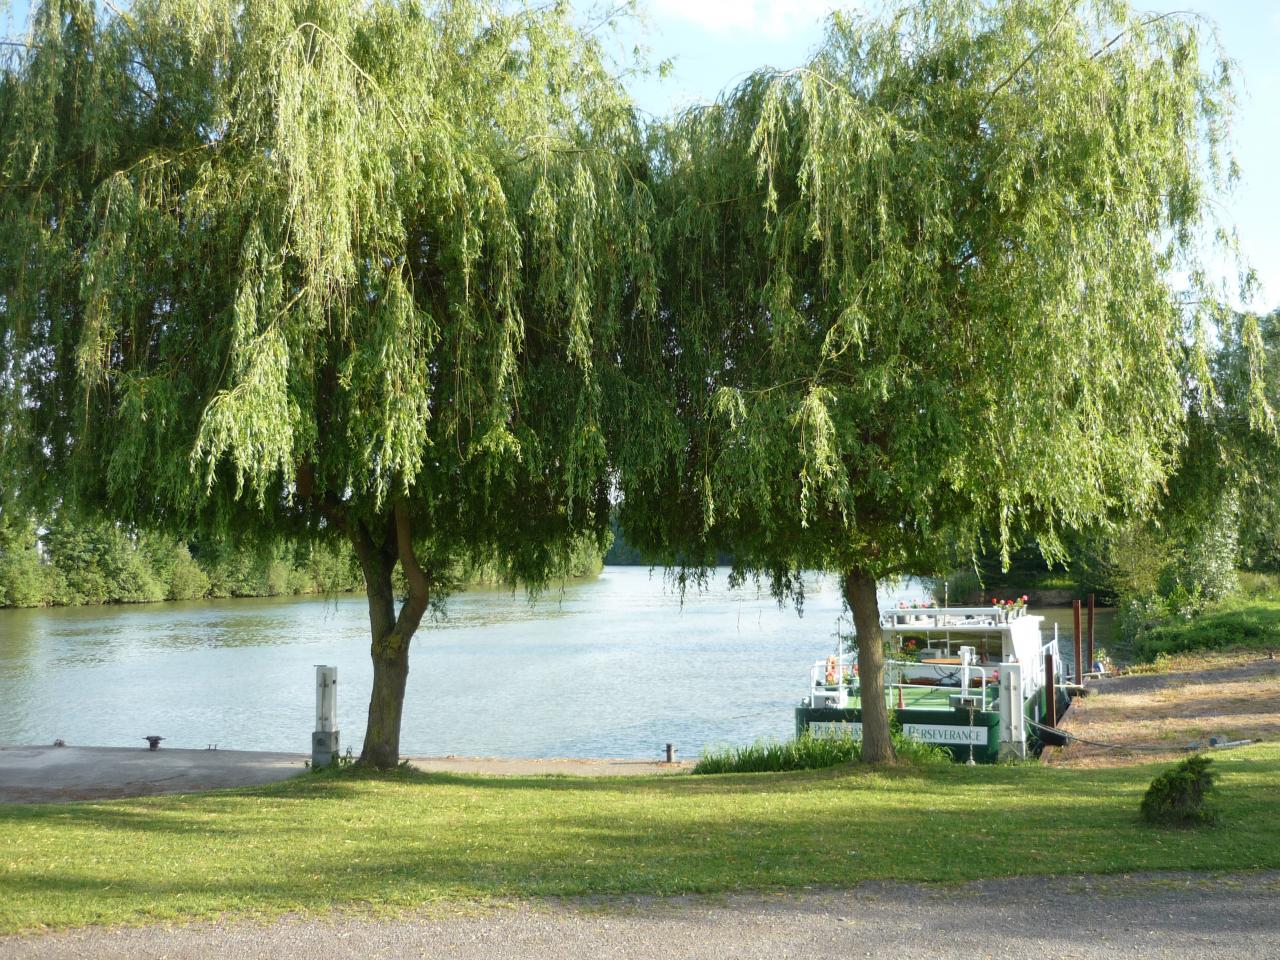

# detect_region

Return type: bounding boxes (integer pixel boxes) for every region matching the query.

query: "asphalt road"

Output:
[3,872,1276,959]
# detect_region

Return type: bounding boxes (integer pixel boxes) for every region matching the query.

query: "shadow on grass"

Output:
[2,751,1274,882]
[3,747,1279,935]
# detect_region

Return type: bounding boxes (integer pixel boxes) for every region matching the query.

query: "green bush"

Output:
[1140,755,1219,827]
[167,545,211,600]
[693,731,949,774]
[0,518,51,606]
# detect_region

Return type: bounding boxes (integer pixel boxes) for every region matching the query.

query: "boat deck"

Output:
[847,686,998,711]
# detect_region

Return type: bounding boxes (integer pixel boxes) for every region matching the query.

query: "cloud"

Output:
[648,0,844,38]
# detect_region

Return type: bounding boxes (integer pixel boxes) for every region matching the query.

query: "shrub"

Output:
[167,545,211,600]
[1116,593,1172,660]
[0,519,51,607]
[1140,755,1219,827]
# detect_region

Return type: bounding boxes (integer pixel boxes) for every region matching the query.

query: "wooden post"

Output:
[665,743,676,763]
[1072,599,1083,685]
[1044,652,1057,727]
[1087,593,1096,672]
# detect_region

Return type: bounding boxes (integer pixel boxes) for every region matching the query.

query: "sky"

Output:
[3,0,1277,307]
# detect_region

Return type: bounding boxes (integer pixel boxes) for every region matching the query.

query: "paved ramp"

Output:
[0,745,306,802]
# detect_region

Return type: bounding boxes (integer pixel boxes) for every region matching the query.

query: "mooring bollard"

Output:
[1072,599,1083,685]
[1043,652,1057,728]
[1087,593,1096,672]
[665,743,676,763]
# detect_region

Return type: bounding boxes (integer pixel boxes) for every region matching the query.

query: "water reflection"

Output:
[0,570,1111,758]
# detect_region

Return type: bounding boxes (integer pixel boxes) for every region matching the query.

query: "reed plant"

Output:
[693,731,948,774]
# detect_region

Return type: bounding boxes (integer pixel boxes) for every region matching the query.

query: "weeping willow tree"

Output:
[616,0,1254,762]
[0,0,655,767]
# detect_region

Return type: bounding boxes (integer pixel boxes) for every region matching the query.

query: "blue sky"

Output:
[4,1,1276,307]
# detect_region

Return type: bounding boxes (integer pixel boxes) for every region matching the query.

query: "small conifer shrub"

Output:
[1140,755,1219,827]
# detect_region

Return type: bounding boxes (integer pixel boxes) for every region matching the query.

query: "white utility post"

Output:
[313,665,339,768]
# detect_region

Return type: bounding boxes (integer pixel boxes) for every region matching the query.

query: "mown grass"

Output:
[2,744,1279,934]
[1137,599,1280,660]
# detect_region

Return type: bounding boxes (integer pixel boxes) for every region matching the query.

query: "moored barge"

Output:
[795,602,1063,762]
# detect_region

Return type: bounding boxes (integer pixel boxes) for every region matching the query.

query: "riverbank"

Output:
[2,743,1277,933]
[0,746,692,803]
[1046,651,1280,767]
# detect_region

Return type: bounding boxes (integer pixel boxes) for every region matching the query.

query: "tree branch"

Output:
[1090,11,1201,61]
[980,1,1079,113]
[393,499,430,635]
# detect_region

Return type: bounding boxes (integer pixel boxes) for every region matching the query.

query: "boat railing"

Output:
[885,658,990,707]
[809,655,994,708]
[810,654,858,691]
[880,606,1027,629]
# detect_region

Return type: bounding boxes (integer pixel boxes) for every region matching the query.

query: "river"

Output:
[0,568,1111,759]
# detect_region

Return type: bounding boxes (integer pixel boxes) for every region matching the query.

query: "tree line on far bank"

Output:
[0,516,604,609]
[0,516,362,607]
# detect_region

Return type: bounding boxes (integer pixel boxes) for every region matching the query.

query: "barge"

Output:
[795,602,1064,763]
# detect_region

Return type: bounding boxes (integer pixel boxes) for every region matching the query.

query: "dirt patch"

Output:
[1045,655,1280,767]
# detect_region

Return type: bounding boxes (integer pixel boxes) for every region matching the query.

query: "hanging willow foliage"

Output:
[613,0,1251,761]
[0,0,656,767]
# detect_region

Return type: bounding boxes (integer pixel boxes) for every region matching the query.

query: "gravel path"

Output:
[4,871,1276,959]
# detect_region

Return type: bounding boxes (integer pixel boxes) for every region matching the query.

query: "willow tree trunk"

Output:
[349,506,431,770]
[359,553,411,769]
[843,568,895,764]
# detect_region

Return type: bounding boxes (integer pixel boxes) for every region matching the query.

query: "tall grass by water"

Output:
[693,732,949,773]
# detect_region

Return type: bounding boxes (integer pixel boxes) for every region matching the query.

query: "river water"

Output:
[0,568,1110,759]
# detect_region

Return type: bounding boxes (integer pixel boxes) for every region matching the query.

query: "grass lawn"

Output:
[1136,599,1280,660]
[3,744,1279,934]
